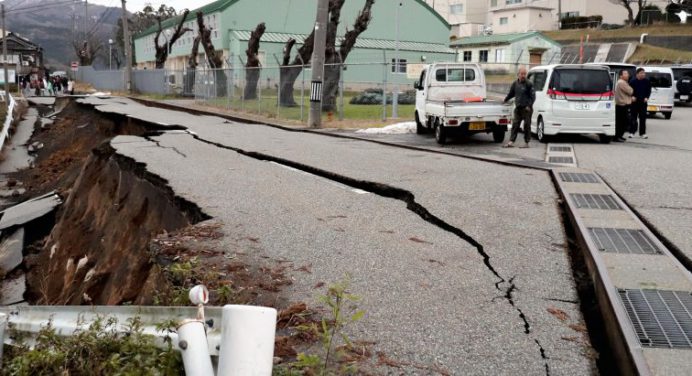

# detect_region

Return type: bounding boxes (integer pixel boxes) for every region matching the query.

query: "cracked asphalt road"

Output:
[86,97,595,374]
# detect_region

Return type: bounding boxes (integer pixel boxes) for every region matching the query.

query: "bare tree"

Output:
[154,10,192,69]
[73,36,104,66]
[611,0,650,25]
[184,35,202,96]
[322,0,375,112]
[244,23,266,100]
[196,11,227,96]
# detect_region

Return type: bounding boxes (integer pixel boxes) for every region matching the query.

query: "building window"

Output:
[449,3,463,15]
[479,50,489,63]
[391,58,407,74]
[506,0,522,4]
[491,0,498,7]
[495,49,505,63]
[560,11,580,19]
[499,17,508,25]
[463,51,472,62]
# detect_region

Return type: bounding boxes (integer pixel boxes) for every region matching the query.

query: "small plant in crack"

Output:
[277,277,366,375]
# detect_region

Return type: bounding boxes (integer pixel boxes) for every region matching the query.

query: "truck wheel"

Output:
[664,112,672,120]
[435,122,447,145]
[415,111,426,134]
[492,128,505,143]
[537,119,549,143]
[599,134,612,144]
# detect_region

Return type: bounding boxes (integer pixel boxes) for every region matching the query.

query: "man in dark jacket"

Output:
[503,67,535,148]
[629,68,651,139]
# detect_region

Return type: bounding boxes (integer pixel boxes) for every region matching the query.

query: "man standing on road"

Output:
[503,67,535,148]
[629,68,651,139]
[614,70,633,142]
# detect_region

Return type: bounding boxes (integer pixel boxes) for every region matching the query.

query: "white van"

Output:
[528,64,615,143]
[641,66,675,119]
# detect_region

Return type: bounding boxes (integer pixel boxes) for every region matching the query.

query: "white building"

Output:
[426,0,673,36]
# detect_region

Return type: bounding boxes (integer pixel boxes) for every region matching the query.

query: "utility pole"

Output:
[557,0,562,29]
[121,0,132,93]
[2,4,9,109]
[308,0,329,128]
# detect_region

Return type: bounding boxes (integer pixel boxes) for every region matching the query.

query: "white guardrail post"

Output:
[217,305,277,376]
[0,312,7,364]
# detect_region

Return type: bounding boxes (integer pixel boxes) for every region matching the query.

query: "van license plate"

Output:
[681,95,689,100]
[469,122,486,131]
[647,105,658,112]
[575,103,591,110]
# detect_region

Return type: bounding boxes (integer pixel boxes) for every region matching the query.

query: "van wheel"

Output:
[664,112,672,120]
[492,128,505,143]
[537,118,549,143]
[599,134,612,144]
[435,121,447,145]
[415,111,426,134]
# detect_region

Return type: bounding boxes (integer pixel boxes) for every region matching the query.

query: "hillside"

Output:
[4,0,123,70]
[543,24,692,43]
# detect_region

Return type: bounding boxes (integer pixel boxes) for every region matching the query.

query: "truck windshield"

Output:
[436,68,475,82]
[647,72,672,88]
[549,69,611,94]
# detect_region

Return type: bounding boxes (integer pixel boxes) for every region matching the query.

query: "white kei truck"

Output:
[413,63,512,145]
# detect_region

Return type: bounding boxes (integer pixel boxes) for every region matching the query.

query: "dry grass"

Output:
[627,44,692,64]
[543,24,692,42]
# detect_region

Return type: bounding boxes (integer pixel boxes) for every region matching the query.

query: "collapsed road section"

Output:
[37,96,600,374]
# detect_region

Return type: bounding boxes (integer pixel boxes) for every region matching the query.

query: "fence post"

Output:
[298,54,306,124]
[238,57,245,112]
[337,52,344,121]
[382,51,388,122]
[273,54,282,119]
[258,66,262,115]
[217,305,277,376]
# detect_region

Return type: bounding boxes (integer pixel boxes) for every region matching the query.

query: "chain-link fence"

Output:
[77,61,536,124]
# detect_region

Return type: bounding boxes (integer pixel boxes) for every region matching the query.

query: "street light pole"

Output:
[1,4,9,109]
[308,0,329,128]
[108,39,113,70]
[121,0,132,93]
[392,1,402,119]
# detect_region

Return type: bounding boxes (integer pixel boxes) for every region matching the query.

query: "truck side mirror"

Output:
[413,81,420,90]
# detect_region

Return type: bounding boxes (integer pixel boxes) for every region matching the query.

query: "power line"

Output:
[6,0,79,14]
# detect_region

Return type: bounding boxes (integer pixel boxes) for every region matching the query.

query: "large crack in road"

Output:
[165,130,553,374]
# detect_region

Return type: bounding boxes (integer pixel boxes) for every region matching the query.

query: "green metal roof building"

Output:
[133,0,457,85]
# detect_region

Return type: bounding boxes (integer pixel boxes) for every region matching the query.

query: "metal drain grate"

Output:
[550,146,572,152]
[589,228,662,255]
[619,289,692,349]
[549,156,575,164]
[571,193,622,210]
[559,172,599,184]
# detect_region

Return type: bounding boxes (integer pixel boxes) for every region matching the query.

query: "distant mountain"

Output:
[4,0,124,70]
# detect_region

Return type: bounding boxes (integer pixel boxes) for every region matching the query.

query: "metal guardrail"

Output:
[0,92,16,149]
[0,286,278,375]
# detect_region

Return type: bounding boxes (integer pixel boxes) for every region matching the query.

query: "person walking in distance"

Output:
[614,69,633,142]
[503,67,535,148]
[629,68,651,139]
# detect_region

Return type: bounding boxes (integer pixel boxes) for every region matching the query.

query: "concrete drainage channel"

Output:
[542,143,692,375]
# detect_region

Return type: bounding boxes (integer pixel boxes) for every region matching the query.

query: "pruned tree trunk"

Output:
[279,38,298,106]
[322,0,374,112]
[244,23,266,100]
[196,11,227,96]
[154,10,191,69]
[184,36,201,97]
[279,0,342,107]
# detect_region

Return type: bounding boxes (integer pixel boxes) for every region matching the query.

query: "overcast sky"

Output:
[88,0,216,13]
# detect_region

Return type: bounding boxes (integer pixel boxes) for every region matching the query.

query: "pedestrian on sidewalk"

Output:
[502,67,535,148]
[614,69,633,142]
[629,68,651,139]
[67,78,75,95]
